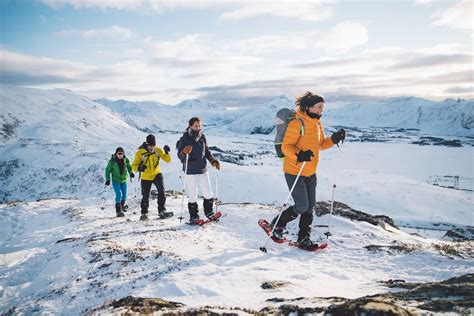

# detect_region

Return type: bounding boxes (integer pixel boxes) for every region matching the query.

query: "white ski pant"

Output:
[185,172,213,203]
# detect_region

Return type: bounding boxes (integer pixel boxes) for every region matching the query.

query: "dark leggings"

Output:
[278,173,317,240]
[140,173,166,214]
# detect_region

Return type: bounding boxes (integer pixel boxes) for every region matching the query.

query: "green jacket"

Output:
[105,154,132,183]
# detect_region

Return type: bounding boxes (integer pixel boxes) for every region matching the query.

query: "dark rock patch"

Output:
[443,226,474,241]
[325,298,415,316]
[364,243,418,254]
[315,201,398,229]
[261,281,290,290]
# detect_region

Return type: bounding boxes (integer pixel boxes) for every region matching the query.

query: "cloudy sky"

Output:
[1,0,472,105]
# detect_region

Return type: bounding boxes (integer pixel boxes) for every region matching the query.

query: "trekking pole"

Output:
[215,170,220,213]
[325,145,342,239]
[178,154,189,223]
[260,161,306,253]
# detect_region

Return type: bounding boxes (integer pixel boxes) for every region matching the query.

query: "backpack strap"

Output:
[290,112,305,136]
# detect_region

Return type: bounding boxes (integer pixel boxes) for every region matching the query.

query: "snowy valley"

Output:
[0,86,473,315]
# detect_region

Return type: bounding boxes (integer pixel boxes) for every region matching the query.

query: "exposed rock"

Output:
[315,201,398,229]
[365,243,418,254]
[261,281,290,290]
[89,274,473,315]
[324,298,416,316]
[94,296,184,314]
[432,241,474,259]
[443,226,474,241]
[383,273,474,312]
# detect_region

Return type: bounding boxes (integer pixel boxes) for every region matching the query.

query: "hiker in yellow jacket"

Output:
[271,92,346,250]
[132,134,172,221]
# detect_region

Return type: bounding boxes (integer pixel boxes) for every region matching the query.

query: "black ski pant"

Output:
[140,173,166,214]
[277,173,317,240]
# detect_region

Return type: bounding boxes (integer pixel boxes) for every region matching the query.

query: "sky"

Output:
[0,0,473,105]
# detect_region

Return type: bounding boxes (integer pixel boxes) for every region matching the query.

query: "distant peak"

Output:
[176,99,216,109]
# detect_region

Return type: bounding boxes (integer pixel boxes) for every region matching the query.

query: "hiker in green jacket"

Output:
[105,147,134,217]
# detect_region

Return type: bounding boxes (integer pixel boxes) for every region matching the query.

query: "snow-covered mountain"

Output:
[325,96,474,137]
[97,94,473,137]
[262,95,293,109]
[0,86,144,202]
[175,99,217,110]
[95,97,283,135]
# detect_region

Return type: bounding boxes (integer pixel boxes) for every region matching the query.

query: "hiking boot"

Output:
[270,216,288,241]
[297,236,319,250]
[188,202,199,219]
[120,200,128,212]
[203,198,214,218]
[159,210,174,219]
[139,214,149,221]
[271,226,286,241]
[115,203,125,217]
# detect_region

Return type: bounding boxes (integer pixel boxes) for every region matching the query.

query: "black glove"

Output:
[296,150,314,162]
[105,180,110,186]
[163,145,170,154]
[130,173,135,178]
[331,129,346,145]
[137,165,147,172]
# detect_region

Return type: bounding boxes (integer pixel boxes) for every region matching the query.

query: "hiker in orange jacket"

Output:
[271,91,345,250]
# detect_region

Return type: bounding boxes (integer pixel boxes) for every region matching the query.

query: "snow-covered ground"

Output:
[157,132,473,228]
[1,197,472,314]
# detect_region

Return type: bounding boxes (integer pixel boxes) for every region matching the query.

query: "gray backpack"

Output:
[274,108,305,158]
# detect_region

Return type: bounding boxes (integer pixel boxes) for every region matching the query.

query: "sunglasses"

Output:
[117,152,124,156]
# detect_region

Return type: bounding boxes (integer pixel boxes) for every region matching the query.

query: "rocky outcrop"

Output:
[90,274,473,315]
[315,201,398,229]
[443,226,474,241]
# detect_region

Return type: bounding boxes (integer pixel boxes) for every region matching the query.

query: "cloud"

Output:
[39,0,229,13]
[56,26,134,41]
[224,21,368,55]
[0,49,95,85]
[444,86,473,94]
[414,0,437,6]
[2,35,472,104]
[196,44,474,103]
[432,0,473,30]
[315,21,368,53]
[40,0,143,11]
[145,34,261,77]
[41,0,334,22]
[390,53,473,70]
[219,0,332,21]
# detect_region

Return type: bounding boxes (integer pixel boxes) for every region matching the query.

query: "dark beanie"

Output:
[296,92,325,113]
[146,134,156,146]
[115,147,124,154]
[301,95,324,109]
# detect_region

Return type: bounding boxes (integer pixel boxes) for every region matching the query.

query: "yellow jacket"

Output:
[132,143,171,180]
[282,111,334,177]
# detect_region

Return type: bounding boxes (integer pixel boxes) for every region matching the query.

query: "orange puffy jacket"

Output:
[282,111,334,177]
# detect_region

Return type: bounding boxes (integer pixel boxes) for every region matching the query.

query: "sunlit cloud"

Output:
[219,0,332,22]
[224,21,367,55]
[432,0,473,30]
